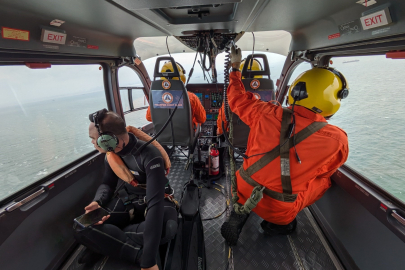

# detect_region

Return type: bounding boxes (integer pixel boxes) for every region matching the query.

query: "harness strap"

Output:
[239,167,297,202]
[235,117,327,214]
[245,121,328,177]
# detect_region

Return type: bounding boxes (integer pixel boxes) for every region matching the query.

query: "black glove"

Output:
[221,210,249,246]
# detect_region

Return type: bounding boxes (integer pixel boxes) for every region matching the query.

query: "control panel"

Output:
[187,83,224,116]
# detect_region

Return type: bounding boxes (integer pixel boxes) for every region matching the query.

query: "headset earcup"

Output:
[338,89,349,99]
[97,133,118,152]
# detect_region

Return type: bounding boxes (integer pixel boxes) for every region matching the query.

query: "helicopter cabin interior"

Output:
[1,0,405,270]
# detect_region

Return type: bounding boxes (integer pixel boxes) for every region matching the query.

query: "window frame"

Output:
[0,58,116,205]
[326,53,405,210]
[277,45,405,210]
[117,65,151,130]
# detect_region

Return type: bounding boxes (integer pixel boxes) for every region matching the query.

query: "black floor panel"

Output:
[63,153,341,270]
[233,213,299,270]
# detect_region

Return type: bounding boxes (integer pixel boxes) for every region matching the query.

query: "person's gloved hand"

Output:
[230,45,242,70]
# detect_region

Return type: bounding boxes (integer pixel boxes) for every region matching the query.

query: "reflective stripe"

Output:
[280,108,293,194]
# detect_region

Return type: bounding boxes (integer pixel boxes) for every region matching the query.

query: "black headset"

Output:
[89,109,119,152]
[323,67,349,99]
[176,62,186,75]
[291,82,308,101]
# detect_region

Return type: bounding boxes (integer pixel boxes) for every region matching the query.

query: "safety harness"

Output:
[232,108,327,215]
[105,127,178,208]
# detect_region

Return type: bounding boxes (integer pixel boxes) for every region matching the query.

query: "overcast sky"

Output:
[0,51,287,108]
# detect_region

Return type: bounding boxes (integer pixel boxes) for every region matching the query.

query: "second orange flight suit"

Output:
[228,71,349,225]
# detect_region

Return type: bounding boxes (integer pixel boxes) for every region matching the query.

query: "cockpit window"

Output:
[142,51,287,84]
[0,64,106,201]
[328,55,405,203]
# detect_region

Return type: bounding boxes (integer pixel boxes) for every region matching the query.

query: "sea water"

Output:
[0,55,404,204]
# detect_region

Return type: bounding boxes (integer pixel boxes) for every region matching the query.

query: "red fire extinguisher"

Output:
[210,144,220,176]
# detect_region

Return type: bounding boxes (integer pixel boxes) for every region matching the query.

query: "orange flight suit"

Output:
[146,91,206,127]
[228,71,349,225]
[216,104,227,135]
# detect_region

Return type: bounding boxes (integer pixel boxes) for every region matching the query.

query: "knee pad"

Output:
[161,220,178,244]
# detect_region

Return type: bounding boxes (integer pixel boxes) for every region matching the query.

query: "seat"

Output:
[231,54,276,148]
[149,57,199,164]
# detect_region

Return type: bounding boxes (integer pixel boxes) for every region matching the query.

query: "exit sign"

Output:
[41,28,66,45]
[360,8,392,30]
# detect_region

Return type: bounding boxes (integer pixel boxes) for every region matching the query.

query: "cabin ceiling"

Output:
[0,0,405,57]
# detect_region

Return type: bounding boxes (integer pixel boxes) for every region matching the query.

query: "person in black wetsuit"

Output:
[74,109,178,270]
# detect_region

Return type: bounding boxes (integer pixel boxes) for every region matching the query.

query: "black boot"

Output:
[221,211,249,246]
[260,218,297,236]
[77,247,104,266]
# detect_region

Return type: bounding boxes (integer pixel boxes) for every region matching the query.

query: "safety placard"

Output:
[67,36,87,47]
[1,27,29,41]
[360,8,392,30]
[152,90,184,109]
[250,90,274,102]
[339,19,362,36]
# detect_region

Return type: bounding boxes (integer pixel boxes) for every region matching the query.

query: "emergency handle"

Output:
[391,210,405,226]
[6,187,46,212]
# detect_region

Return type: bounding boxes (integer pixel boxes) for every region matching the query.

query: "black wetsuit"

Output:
[74,133,178,268]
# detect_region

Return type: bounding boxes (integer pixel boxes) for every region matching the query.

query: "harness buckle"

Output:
[137,196,146,205]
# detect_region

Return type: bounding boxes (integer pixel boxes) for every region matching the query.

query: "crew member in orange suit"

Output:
[216,59,263,135]
[221,46,349,246]
[146,62,206,128]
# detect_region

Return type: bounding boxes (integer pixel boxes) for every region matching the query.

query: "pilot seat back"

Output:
[231,54,275,148]
[149,57,196,148]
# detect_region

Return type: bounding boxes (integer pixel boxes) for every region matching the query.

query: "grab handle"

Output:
[6,188,45,212]
[392,210,405,226]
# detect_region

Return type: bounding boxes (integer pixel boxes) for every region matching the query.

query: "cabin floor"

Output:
[62,149,343,270]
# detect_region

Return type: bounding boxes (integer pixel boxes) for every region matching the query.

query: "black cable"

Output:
[132,92,184,156]
[166,36,172,58]
[198,58,212,82]
[186,50,199,85]
[112,92,184,198]
[249,32,255,71]
[223,46,231,122]
[202,49,212,72]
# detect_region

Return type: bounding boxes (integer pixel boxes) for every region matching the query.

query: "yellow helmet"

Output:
[240,59,263,79]
[160,62,186,84]
[287,67,349,117]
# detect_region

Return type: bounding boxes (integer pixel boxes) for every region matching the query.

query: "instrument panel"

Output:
[187,83,224,121]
